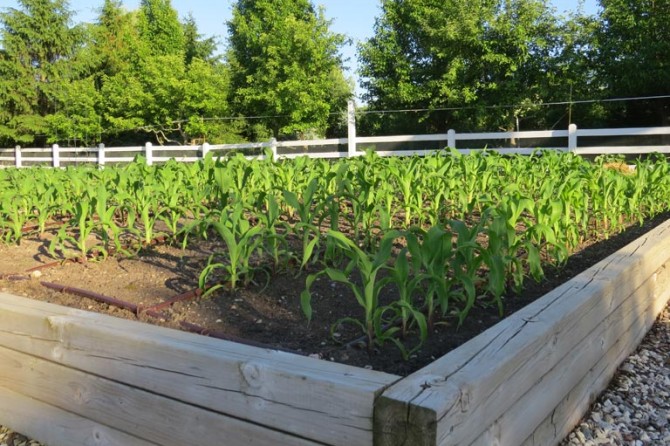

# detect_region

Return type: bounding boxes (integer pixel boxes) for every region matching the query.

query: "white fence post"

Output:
[568,124,578,152]
[52,144,60,168]
[347,100,357,157]
[14,145,21,168]
[145,142,153,166]
[201,142,210,160]
[270,138,278,160]
[98,143,106,167]
[447,129,456,149]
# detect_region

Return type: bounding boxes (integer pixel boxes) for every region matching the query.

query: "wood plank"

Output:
[0,385,157,446]
[0,294,398,446]
[374,219,670,446]
[472,263,670,445]
[521,263,670,446]
[574,146,670,155]
[0,346,321,446]
[577,126,670,137]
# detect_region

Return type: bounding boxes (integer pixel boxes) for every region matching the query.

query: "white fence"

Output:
[1,122,670,168]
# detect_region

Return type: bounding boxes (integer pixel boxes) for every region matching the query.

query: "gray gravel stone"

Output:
[561,303,670,445]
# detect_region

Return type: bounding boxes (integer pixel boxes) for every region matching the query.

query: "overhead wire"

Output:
[13,93,670,142]
[355,94,670,115]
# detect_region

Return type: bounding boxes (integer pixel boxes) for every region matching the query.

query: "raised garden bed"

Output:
[1,217,669,445]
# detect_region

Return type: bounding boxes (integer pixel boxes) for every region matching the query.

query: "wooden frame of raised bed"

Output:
[1,219,670,446]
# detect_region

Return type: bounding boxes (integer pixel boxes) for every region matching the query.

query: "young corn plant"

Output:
[451,149,495,219]
[124,180,166,247]
[0,190,32,244]
[387,246,428,347]
[448,219,486,325]
[283,178,326,270]
[301,229,401,352]
[342,171,383,248]
[387,156,424,228]
[92,183,131,258]
[31,182,59,236]
[488,192,537,289]
[404,226,456,330]
[49,191,99,261]
[254,194,291,271]
[197,203,265,291]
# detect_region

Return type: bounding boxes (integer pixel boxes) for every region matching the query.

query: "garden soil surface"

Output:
[1,214,668,377]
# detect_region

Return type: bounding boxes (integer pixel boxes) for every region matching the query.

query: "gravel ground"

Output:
[561,302,670,446]
[2,303,670,446]
[0,427,41,446]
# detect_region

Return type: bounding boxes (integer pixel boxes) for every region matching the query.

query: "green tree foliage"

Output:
[227,0,352,139]
[0,0,86,145]
[543,10,606,128]
[4,0,669,147]
[359,0,564,134]
[138,0,184,56]
[598,0,670,126]
[92,0,147,78]
[183,13,218,65]
[94,1,238,144]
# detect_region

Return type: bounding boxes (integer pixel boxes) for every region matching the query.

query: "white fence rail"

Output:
[1,123,669,168]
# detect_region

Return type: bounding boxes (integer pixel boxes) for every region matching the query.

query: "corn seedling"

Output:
[301,230,400,351]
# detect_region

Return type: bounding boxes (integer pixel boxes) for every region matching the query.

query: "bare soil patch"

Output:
[1,213,668,376]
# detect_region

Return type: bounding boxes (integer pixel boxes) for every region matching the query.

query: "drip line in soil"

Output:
[20,217,72,234]
[25,260,73,272]
[0,273,29,281]
[41,281,142,315]
[138,288,202,313]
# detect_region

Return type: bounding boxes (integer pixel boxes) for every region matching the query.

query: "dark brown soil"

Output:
[1,213,668,377]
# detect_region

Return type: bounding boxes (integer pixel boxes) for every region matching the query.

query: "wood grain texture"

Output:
[521,263,670,446]
[0,294,398,446]
[0,345,322,446]
[476,263,670,446]
[374,219,670,446]
[0,385,157,446]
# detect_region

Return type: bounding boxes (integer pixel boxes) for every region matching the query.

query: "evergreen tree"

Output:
[138,0,184,56]
[0,0,84,145]
[93,0,147,78]
[182,13,218,66]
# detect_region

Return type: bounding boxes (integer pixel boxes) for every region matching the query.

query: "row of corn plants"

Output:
[1,150,670,357]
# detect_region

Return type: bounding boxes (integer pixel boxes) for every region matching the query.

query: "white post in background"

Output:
[98,143,106,167]
[201,142,210,159]
[347,100,357,157]
[447,129,456,149]
[14,145,21,168]
[145,142,153,166]
[270,138,278,160]
[52,144,60,168]
[568,124,578,152]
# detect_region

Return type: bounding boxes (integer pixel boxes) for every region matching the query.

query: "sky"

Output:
[3,0,600,99]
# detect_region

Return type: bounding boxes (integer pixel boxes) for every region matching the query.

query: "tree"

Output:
[597,0,670,126]
[182,13,218,66]
[544,9,606,128]
[0,0,85,145]
[92,0,147,79]
[138,0,184,57]
[90,0,238,145]
[227,0,352,139]
[358,0,564,134]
